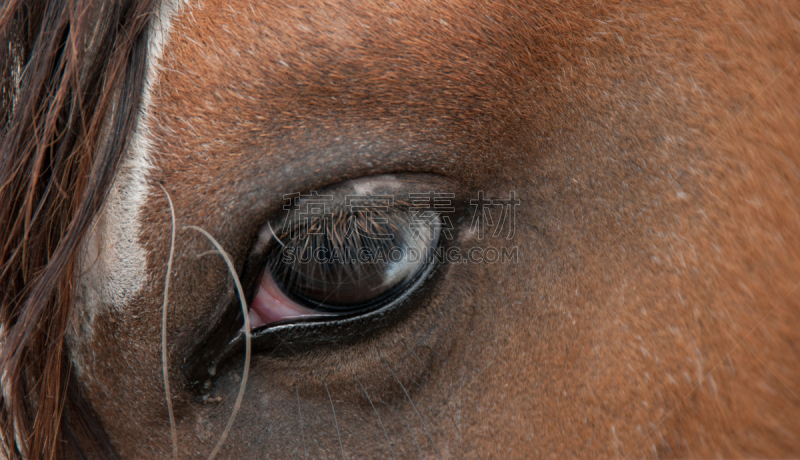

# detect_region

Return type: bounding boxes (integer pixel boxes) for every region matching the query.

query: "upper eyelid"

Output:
[250,174,466,250]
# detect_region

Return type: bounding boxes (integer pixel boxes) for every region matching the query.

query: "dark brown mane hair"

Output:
[0,0,156,457]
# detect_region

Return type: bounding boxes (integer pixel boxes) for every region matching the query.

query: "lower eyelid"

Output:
[248,270,327,329]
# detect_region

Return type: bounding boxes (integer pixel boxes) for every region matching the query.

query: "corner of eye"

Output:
[459,225,481,244]
[253,223,278,253]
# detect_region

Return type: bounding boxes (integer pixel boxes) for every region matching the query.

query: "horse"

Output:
[1,0,799,458]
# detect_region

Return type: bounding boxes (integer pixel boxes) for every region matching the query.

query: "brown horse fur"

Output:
[2,0,800,458]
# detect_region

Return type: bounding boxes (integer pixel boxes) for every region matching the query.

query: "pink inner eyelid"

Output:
[247,270,329,330]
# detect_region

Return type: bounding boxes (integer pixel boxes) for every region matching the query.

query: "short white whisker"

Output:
[381,355,442,460]
[296,383,308,459]
[354,373,396,459]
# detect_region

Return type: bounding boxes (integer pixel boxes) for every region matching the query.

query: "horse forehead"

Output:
[140,0,602,213]
[148,0,594,145]
[152,0,511,143]
[164,0,514,76]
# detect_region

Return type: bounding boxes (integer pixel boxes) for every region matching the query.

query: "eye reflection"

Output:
[271,206,439,310]
[248,189,442,329]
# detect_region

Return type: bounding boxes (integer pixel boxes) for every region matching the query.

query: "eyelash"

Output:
[252,203,441,325]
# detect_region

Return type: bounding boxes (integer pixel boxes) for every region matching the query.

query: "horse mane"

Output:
[0,1,155,457]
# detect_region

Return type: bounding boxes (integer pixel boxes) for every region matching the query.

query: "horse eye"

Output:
[247,195,441,330]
